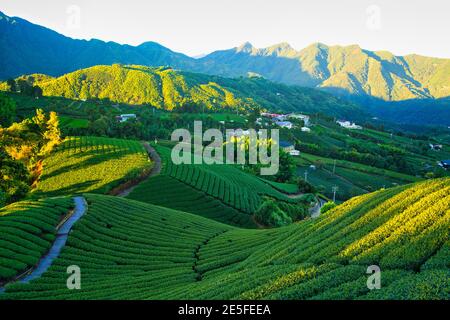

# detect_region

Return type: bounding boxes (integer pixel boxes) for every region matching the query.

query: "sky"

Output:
[1,0,449,58]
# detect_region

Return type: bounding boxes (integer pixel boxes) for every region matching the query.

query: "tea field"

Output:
[1,178,448,299]
[0,198,74,283]
[34,136,152,197]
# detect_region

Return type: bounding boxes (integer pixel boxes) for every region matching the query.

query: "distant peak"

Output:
[138,41,165,49]
[236,42,255,53]
[264,42,298,57]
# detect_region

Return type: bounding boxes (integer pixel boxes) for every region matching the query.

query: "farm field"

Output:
[154,145,310,214]
[0,198,74,283]
[294,120,450,177]
[127,145,311,227]
[59,116,89,130]
[34,136,151,197]
[127,175,257,228]
[0,178,448,299]
[295,152,422,201]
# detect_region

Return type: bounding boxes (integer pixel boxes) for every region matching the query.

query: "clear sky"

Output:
[1,0,449,58]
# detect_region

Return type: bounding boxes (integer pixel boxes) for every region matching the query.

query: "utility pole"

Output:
[332,186,338,203]
[333,159,337,175]
[304,170,308,182]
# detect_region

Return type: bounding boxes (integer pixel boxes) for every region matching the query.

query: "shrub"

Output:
[297,178,316,194]
[320,201,337,214]
[255,199,292,227]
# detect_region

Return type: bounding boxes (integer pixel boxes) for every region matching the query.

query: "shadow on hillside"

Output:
[41,148,135,180]
[34,180,101,198]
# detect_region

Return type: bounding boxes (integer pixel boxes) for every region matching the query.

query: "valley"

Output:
[0,6,449,303]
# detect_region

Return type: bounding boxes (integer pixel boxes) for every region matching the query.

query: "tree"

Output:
[0,94,16,127]
[275,150,296,182]
[2,109,62,187]
[297,178,316,193]
[6,79,16,92]
[255,198,292,227]
[0,148,30,207]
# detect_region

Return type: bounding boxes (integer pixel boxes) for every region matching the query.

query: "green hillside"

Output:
[33,136,151,197]
[0,197,74,281]
[127,145,312,227]
[1,64,363,119]
[1,178,448,299]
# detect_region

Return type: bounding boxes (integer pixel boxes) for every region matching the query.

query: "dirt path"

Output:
[0,197,87,293]
[114,143,162,197]
[287,192,305,199]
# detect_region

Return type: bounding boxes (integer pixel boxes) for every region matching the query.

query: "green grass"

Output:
[1,178,448,299]
[59,116,89,129]
[34,136,151,197]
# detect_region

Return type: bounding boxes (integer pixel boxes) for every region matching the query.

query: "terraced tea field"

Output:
[127,145,311,227]
[127,175,257,228]
[0,198,74,283]
[155,145,305,213]
[34,136,152,197]
[1,178,448,300]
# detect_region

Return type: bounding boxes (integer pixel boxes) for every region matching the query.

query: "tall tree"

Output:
[0,94,16,127]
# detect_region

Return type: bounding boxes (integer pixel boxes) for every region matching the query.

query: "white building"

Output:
[117,114,137,123]
[337,120,362,130]
[275,121,294,129]
[289,150,300,156]
[301,127,311,133]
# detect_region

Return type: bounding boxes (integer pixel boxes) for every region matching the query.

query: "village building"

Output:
[275,121,294,129]
[430,144,443,151]
[116,114,137,123]
[337,120,362,130]
[438,160,450,170]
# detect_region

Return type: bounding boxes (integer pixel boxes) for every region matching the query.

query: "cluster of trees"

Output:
[5,79,43,98]
[0,106,61,207]
[0,94,16,127]
[255,197,312,227]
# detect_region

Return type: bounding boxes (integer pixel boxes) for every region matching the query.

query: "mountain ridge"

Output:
[1,11,449,103]
[1,64,363,118]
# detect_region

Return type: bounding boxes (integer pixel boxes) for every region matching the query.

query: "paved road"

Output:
[310,198,327,219]
[0,197,87,293]
[116,143,162,197]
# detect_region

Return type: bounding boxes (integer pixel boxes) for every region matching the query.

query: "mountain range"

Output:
[1,11,449,103]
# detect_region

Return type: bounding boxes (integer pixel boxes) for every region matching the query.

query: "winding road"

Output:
[114,143,162,197]
[0,196,87,293]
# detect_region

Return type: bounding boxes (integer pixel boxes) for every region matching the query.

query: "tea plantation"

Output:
[0,198,74,283]
[127,145,311,227]
[34,136,152,197]
[1,178,448,299]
